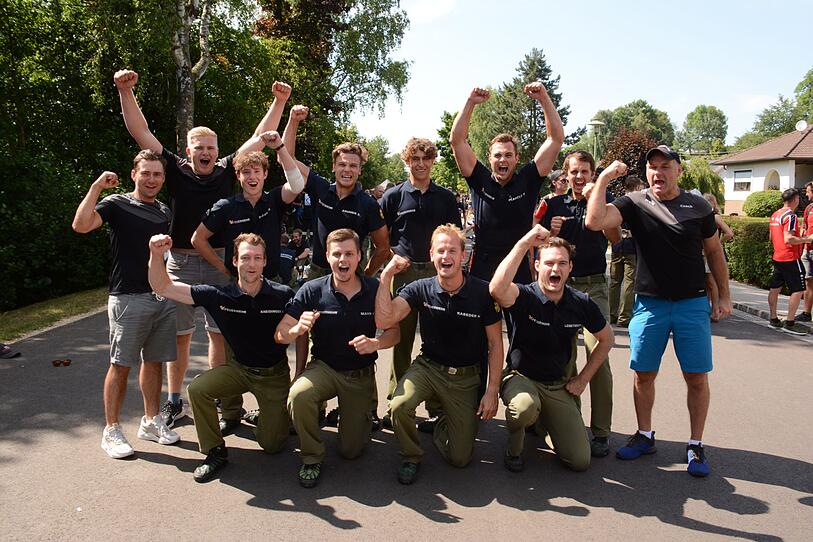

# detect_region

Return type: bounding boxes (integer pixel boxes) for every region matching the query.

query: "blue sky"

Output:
[349,0,812,153]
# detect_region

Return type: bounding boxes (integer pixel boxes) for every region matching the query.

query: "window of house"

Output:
[733,170,752,192]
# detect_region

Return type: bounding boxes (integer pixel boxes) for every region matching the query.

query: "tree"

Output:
[433,111,466,192]
[678,157,724,204]
[752,95,798,138]
[795,67,813,121]
[584,100,675,160]
[675,105,728,154]
[599,127,658,178]
[466,49,578,162]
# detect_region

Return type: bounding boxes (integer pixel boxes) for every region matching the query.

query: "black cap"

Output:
[548,169,564,181]
[645,145,681,164]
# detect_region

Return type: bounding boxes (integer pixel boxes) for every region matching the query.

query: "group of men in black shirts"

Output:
[73,71,730,486]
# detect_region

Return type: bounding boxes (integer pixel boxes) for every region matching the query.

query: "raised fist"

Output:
[289,105,309,123]
[601,160,628,182]
[113,70,138,90]
[524,81,549,101]
[93,171,118,190]
[260,131,281,148]
[384,254,411,275]
[521,224,551,247]
[272,81,292,100]
[468,87,490,104]
[149,234,173,255]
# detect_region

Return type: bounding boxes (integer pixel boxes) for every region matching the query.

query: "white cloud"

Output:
[404,0,457,24]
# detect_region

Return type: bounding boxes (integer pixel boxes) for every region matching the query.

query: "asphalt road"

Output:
[1,309,811,541]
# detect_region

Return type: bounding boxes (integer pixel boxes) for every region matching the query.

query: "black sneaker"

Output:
[299,462,322,488]
[242,409,260,426]
[219,418,240,436]
[616,432,656,460]
[591,436,610,458]
[769,318,783,329]
[397,461,419,484]
[381,414,393,430]
[371,410,382,432]
[503,449,525,472]
[686,444,710,477]
[417,416,439,434]
[322,408,339,427]
[160,399,185,429]
[797,312,812,322]
[782,320,808,336]
[193,446,228,483]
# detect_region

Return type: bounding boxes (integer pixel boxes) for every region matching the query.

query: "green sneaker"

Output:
[591,436,610,457]
[298,463,322,488]
[397,461,419,485]
[782,320,808,336]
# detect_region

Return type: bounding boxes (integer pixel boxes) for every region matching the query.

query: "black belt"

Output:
[569,273,606,285]
[229,358,288,376]
[313,357,376,378]
[419,355,480,376]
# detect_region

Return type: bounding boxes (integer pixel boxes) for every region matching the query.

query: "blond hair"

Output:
[187,126,218,144]
[431,224,466,252]
[489,133,519,155]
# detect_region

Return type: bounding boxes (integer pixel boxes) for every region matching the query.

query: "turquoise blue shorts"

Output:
[628,295,712,374]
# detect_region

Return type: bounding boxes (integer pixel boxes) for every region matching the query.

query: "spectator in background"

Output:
[702,193,734,321]
[532,169,567,227]
[798,181,813,321]
[609,176,645,327]
[279,233,297,288]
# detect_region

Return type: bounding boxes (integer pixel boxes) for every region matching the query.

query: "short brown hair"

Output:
[538,236,574,261]
[489,133,519,155]
[430,224,466,252]
[234,150,269,173]
[401,138,438,161]
[562,150,595,174]
[325,228,360,251]
[233,233,266,258]
[332,142,366,165]
[133,149,166,171]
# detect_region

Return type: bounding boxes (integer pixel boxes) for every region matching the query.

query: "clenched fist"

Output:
[524,81,549,101]
[149,234,173,255]
[289,105,309,123]
[93,171,118,190]
[272,81,292,100]
[113,70,138,90]
[468,87,490,104]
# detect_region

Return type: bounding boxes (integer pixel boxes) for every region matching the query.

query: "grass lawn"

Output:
[0,287,108,342]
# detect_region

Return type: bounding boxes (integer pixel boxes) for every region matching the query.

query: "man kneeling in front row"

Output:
[149,233,294,482]
[490,225,614,472]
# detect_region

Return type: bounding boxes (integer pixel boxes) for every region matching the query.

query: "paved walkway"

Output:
[730,280,812,333]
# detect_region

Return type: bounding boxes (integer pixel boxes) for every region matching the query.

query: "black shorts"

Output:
[770,260,805,293]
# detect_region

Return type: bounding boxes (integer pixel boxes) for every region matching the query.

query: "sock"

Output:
[638,429,654,439]
[169,392,181,405]
[688,439,702,447]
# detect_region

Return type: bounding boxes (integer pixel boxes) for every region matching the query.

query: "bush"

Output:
[743,190,783,217]
[722,216,772,288]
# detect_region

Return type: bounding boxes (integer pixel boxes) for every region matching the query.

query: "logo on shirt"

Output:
[318,310,339,315]
[528,315,550,326]
[319,201,334,210]
[228,218,251,225]
[260,309,283,314]
[360,311,373,316]
[423,302,446,311]
[481,191,495,201]
[220,305,246,314]
[507,193,524,203]
[397,209,416,217]
[456,311,479,319]
[563,323,581,328]
[258,210,270,219]
[679,204,693,209]
[342,209,360,217]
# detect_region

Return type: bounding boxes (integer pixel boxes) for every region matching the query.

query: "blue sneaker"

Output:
[616,432,656,460]
[686,444,710,477]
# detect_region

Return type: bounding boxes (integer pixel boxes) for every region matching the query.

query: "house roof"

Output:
[712,126,813,165]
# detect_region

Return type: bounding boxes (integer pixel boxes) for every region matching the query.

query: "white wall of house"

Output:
[721,159,794,214]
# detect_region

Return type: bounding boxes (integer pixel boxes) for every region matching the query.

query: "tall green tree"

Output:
[675,105,728,154]
[678,158,725,204]
[584,100,675,158]
[433,111,465,192]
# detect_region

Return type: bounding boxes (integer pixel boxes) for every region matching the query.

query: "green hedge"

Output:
[722,216,772,288]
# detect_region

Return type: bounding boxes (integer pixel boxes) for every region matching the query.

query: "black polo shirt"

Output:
[380,180,461,262]
[505,283,606,382]
[162,148,237,249]
[465,161,544,252]
[305,171,386,268]
[612,188,716,300]
[542,193,614,277]
[201,188,287,277]
[190,279,293,368]
[285,275,380,370]
[398,275,501,367]
[288,238,310,259]
[279,246,296,284]
[96,194,172,295]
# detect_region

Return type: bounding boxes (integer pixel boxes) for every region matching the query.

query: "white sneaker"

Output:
[101,423,135,459]
[138,415,180,445]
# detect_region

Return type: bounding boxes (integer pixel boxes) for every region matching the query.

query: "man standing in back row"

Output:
[450,81,564,283]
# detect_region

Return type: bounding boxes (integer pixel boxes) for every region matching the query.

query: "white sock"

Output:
[638,429,654,439]
[688,439,702,447]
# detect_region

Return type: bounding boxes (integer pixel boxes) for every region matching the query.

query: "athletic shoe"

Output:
[381,414,393,430]
[782,321,809,336]
[242,409,260,426]
[299,463,322,488]
[686,444,710,478]
[159,399,186,429]
[417,415,439,434]
[769,318,783,329]
[219,418,240,436]
[101,423,134,459]
[138,415,180,445]
[616,432,656,460]
[397,462,419,484]
[371,410,382,432]
[796,312,812,322]
[193,445,228,483]
[503,449,525,472]
[323,408,340,427]
[591,436,610,458]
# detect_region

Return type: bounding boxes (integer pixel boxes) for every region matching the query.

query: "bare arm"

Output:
[477,321,504,420]
[281,105,311,179]
[585,161,627,231]
[236,82,292,154]
[148,235,195,305]
[525,82,564,177]
[490,225,551,308]
[294,334,309,379]
[275,311,320,345]
[604,227,623,245]
[565,324,614,396]
[782,228,811,245]
[113,70,162,152]
[715,215,734,242]
[364,225,391,277]
[450,88,490,177]
[703,236,731,321]
[191,223,231,278]
[349,325,400,355]
[375,255,413,329]
[259,131,305,204]
[73,172,118,233]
